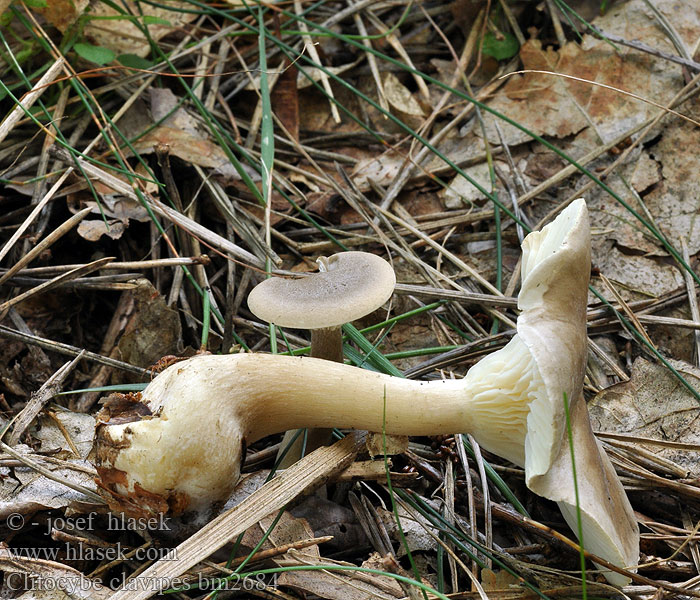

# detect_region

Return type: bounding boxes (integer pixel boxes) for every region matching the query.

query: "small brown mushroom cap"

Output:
[248,251,396,329]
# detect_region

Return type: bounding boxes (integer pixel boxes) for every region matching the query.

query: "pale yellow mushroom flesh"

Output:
[94,199,639,585]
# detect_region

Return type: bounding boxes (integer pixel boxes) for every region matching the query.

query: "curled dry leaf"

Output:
[68,192,150,242]
[35,1,196,58]
[121,88,250,181]
[116,279,183,379]
[384,72,425,119]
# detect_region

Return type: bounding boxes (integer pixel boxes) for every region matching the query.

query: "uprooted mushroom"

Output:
[94,198,639,585]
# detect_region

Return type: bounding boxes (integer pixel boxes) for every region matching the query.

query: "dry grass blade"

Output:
[5,350,84,446]
[681,238,700,364]
[0,324,147,376]
[0,441,103,503]
[0,207,92,287]
[0,57,65,144]
[394,283,517,308]
[109,432,366,600]
[0,256,115,317]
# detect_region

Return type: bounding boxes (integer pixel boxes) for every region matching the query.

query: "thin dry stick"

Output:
[591,26,700,72]
[596,431,700,451]
[587,338,630,382]
[394,283,516,308]
[545,0,566,47]
[5,351,85,446]
[0,324,147,376]
[607,447,700,500]
[0,57,65,144]
[456,433,480,584]
[641,0,691,60]
[46,409,81,457]
[497,0,525,44]
[4,256,210,276]
[0,207,92,286]
[295,0,340,122]
[631,314,700,331]
[600,274,656,350]
[468,434,492,570]
[681,238,700,366]
[0,257,115,317]
[444,460,460,592]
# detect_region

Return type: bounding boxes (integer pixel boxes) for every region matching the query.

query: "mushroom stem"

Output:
[97,333,534,512]
[275,326,343,468]
[310,327,344,363]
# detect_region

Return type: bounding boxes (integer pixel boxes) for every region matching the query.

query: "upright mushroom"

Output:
[248,251,396,465]
[94,199,639,585]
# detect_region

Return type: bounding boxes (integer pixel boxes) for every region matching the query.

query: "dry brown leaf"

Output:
[36,411,96,461]
[34,0,89,31]
[630,151,662,194]
[484,0,700,146]
[589,357,700,477]
[83,1,196,58]
[133,126,244,178]
[0,546,110,600]
[441,160,508,208]
[589,122,700,262]
[481,567,522,590]
[34,1,195,58]
[67,182,150,242]
[117,89,248,180]
[77,219,125,242]
[592,247,684,301]
[278,552,404,600]
[0,444,99,520]
[351,151,406,191]
[117,279,182,378]
[272,58,300,141]
[384,72,425,118]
